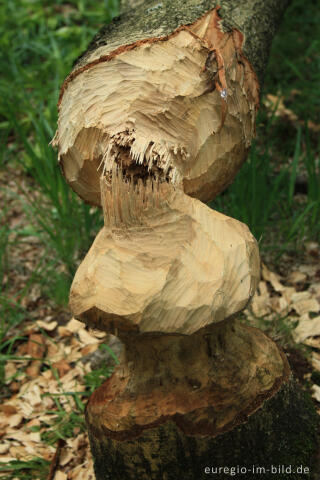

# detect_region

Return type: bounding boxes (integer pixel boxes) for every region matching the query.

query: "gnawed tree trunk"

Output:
[52,1,318,479]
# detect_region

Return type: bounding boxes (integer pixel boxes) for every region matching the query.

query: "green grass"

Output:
[0,0,120,307]
[0,458,50,480]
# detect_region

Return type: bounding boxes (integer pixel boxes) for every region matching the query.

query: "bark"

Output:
[81,0,291,84]
[88,378,318,480]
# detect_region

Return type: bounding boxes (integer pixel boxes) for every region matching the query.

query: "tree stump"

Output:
[52,0,318,478]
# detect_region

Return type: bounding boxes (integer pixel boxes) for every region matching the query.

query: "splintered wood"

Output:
[52,8,259,205]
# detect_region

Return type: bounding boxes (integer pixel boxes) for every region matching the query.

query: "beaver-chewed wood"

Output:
[52,0,319,479]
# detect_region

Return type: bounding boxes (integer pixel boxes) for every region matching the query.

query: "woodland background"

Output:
[0,0,319,478]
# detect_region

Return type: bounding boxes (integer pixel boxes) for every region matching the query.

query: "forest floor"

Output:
[0,0,320,479]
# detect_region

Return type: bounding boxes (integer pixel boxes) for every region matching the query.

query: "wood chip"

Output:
[311,352,320,372]
[291,291,312,303]
[250,291,270,317]
[298,264,317,277]
[293,315,320,343]
[292,298,319,316]
[0,443,10,454]
[89,329,106,339]
[37,320,58,331]
[66,318,84,333]
[311,384,320,403]
[287,271,307,284]
[78,329,100,345]
[58,326,73,337]
[8,414,23,428]
[305,241,319,257]
[81,344,99,356]
[262,264,285,291]
[0,455,16,462]
[54,471,67,480]
[282,286,296,304]
[59,448,74,467]
[4,363,17,382]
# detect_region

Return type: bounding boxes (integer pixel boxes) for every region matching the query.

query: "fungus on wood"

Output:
[52,1,318,478]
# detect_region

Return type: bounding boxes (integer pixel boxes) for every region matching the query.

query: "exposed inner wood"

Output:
[52,0,294,471]
[53,8,259,205]
[70,173,259,336]
[86,320,290,440]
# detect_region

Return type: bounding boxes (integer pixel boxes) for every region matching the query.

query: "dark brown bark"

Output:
[88,378,318,480]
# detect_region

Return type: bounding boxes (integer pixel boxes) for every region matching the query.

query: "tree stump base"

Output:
[87,377,318,480]
[85,320,318,480]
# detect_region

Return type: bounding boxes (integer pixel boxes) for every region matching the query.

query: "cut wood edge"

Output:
[52,8,259,205]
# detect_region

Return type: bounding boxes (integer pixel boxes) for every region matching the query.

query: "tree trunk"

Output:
[52,0,319,479]
[88,378,318,480]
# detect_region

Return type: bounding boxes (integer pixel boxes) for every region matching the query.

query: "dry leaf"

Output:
[0,404,18,415]
[27,334,46,359]
[52,360,71,378]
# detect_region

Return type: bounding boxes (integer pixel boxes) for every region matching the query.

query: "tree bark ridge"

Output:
[77,0,290,86]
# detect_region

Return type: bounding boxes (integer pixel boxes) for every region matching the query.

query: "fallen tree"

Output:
[52,1,318,479]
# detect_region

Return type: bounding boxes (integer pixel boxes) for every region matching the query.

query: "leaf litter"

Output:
[245,241,320,409]
[0,316,115,479]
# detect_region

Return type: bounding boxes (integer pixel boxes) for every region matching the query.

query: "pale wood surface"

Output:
[53,9,258,205]
[70,174,259,335]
